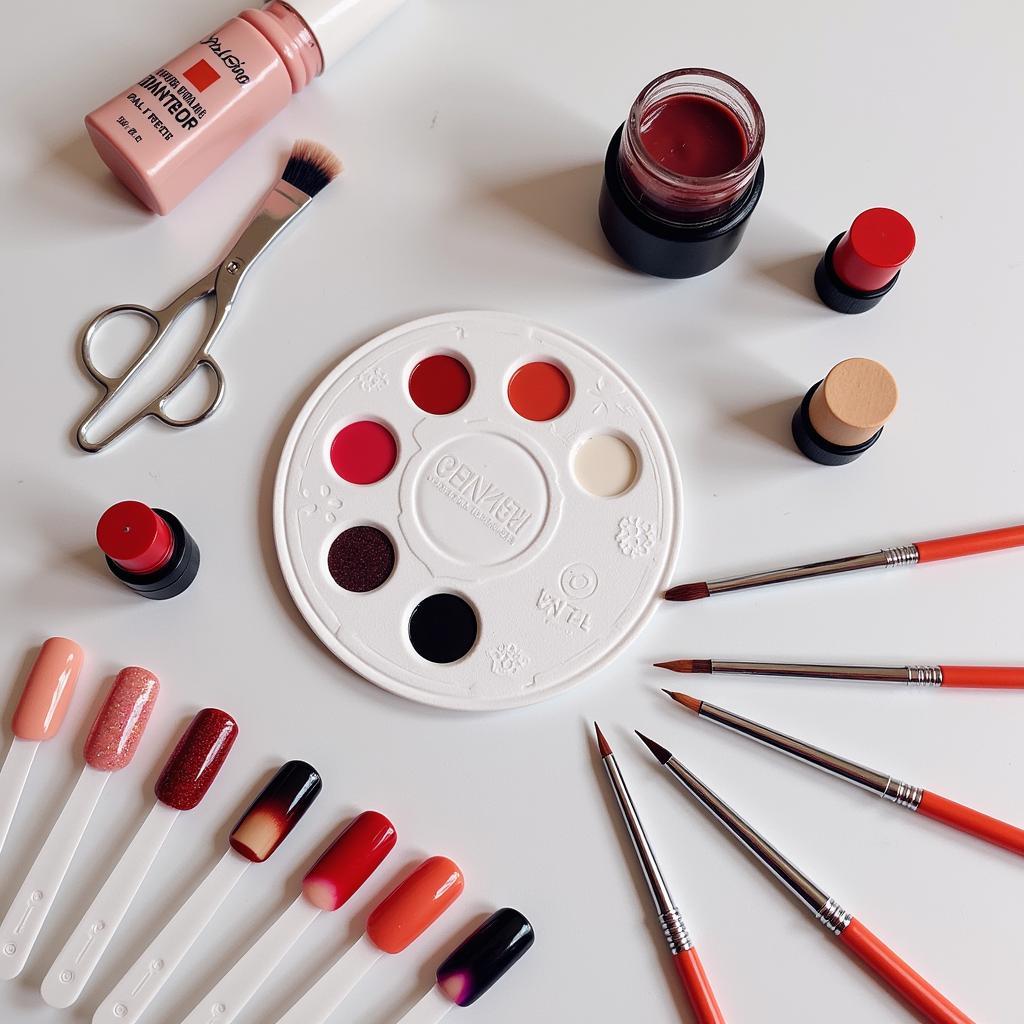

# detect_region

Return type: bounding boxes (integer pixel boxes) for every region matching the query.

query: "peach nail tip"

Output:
[12,637,86,741]
[84,667,160,771]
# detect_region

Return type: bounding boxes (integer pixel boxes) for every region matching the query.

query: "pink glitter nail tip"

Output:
[84,667,160,771]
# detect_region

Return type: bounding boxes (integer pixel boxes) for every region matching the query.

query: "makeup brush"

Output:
[635,732,976,1024]
[594,724,725,1024]
[664,524,1024,602]
[655,659,1024,689]
[663,691,1024,857]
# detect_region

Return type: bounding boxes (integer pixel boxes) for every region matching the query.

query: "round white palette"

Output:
[273,311,683,710]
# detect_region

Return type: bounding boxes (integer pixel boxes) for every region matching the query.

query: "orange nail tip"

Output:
[366,856,464,954]
[12,638,84,741]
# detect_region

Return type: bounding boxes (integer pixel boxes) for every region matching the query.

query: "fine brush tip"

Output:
[662,690,702,714]
[593,722,612,759]
[281,139,343,197]
[664,582,711,602]
[634,731,672,764]
[654,659,712,674]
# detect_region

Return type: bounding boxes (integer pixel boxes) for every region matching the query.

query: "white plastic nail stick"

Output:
[180,896,321,1024]
[41,802,180,1006]
[393,986,453,1024]
[93,851,250,1024]
[0,739,39,856]
[273,934,381,1024]
[0,767,109,979]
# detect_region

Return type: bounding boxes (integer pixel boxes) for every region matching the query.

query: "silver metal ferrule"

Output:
[906,665,943,687]
[814,896,852,935]
[882,544,921,567]
[707,549,892,596]
[697,702,895,800]
[661,755,830,919]
[881,777,924,810]
[603,754,689,951]
[657,907,693,954]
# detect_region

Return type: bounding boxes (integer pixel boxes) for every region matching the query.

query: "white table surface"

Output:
[1,1,1021,1022]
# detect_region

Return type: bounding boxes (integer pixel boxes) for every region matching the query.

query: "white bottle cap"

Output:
[287,0,407,71]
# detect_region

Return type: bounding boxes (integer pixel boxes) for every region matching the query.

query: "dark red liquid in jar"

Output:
[617,69,764,223]
[638,95,748,179]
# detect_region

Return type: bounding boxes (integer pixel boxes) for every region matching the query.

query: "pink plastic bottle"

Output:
[86,0,405,214]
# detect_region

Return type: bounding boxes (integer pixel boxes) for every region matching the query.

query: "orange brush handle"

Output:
[915,525,1024,563]
[673,947,726,1024]
[917,790,1024,856]
[839,918,975,1024]
[939,665,1024,688]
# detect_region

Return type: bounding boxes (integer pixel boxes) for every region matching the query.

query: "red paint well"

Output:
[507,362,571,422]
[409,355,471,415]
[832,209,915,292]
[330,421,398,485]
[639,94,748,179]
[97,501,174,575]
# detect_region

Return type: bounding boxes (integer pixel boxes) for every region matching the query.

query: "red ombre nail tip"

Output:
[155,709,238,810]
[815,208,915,313]
[366,856,464,954]
[302,811,397,911]
[84,667,160,771]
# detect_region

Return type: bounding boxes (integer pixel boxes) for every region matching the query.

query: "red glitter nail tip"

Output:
[84,667,160,771]
[155,708,238,810]
[302,811,397,912]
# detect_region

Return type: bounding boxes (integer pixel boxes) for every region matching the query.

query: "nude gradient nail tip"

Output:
[11,637,84,741]
[155,708,238,810]
[84,667,160,771]
[230,760,322,862]
[437,908,535,1006]
[302,810,398,911]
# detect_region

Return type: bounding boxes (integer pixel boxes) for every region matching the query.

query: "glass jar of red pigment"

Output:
[599,68,765,278]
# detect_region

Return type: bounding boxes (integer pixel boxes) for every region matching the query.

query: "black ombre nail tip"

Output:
[229,760,322,863]
[436,908,535,1007]
[408,594,478,664]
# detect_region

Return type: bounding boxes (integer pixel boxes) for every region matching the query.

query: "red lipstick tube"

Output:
[599,68,765,278]
[814,208,916,313]
[96,500,200,600]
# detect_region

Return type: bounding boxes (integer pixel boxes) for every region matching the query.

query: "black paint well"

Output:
[408,594,478,663]
[328,526,395,592]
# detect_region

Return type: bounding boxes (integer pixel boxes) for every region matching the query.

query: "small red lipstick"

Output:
[97,500,200,599]
[815,208,915,313]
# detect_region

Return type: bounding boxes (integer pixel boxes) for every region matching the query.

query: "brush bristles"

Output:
[594,722,612,759]
[663,690,702,714]
[635,731,672,764]
[654,659,712,674]
[281,139,342,198]
[664,582,711,602]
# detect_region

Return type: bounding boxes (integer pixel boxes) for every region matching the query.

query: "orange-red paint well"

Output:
[507,362,571,422]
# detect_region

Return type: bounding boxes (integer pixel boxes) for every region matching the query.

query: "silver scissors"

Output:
[76,149,333,453]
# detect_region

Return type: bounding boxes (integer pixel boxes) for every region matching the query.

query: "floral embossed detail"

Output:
[616,515,655,558]
[488,642,529,676]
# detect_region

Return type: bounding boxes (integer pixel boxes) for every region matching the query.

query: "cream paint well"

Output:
[573,435,637,496]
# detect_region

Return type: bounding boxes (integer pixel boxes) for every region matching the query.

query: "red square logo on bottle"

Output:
[183,59,220,92]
